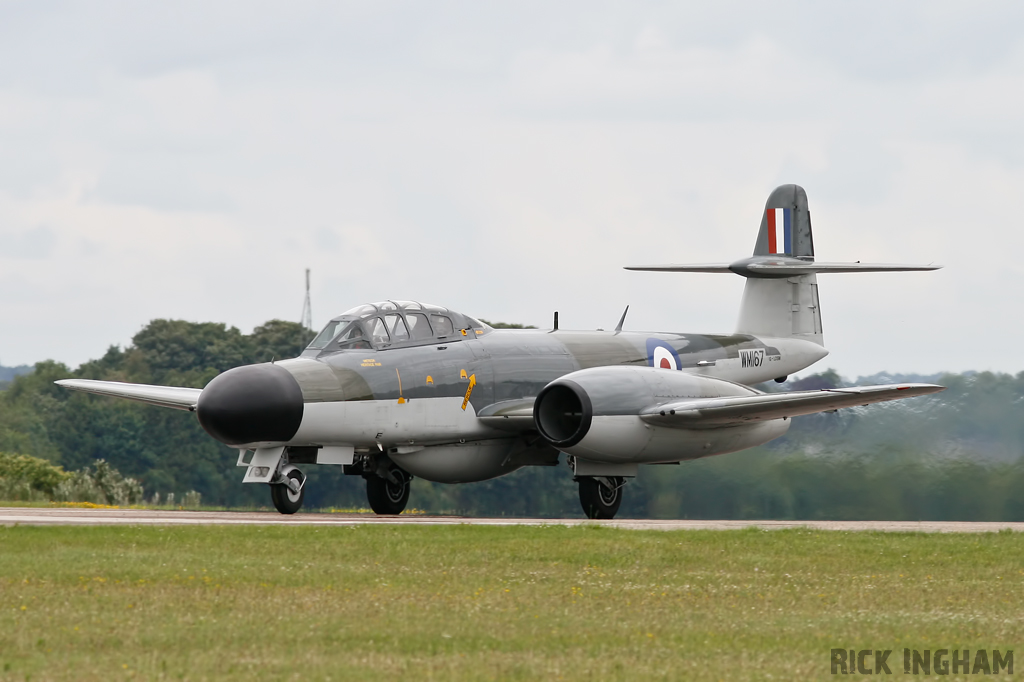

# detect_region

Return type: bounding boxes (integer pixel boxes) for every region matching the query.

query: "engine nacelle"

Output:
[533,366,790,463]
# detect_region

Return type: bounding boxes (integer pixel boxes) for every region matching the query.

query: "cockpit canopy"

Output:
[306,300,490,352]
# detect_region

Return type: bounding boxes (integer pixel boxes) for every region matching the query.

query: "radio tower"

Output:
[300,268,313,331]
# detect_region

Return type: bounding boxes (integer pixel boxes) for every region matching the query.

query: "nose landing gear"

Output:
[270,465,306,514]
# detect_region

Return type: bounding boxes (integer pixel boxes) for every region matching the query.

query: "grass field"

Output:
[1,525,1022,681]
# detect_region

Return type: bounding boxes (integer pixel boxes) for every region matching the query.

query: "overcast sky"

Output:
[2,1,1023,378]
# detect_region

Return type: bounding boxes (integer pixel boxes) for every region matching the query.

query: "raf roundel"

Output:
[646,339,681,370]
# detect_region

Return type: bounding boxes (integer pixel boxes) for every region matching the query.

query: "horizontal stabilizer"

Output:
[745,261,942,275]
[55,379,202,411]
[624,263,734,273]
[625,259,942,278]
[639,383,944,429]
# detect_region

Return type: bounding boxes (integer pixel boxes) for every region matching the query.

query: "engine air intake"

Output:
[534,381,592,448]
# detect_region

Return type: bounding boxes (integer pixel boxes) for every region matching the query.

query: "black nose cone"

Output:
[197,364,304,445]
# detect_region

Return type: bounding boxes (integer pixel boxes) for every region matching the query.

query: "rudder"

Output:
[736,275,823,345]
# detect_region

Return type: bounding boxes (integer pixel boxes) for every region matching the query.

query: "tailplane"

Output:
[625,184,941,346]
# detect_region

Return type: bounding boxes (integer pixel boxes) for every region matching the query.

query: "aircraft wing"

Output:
[639,383,944,429]
[54,379,202,412]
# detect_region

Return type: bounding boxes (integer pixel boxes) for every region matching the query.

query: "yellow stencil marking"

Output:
[426,375,434,385]
[361,358,382,367]
[461,374,477,411]
[460,369,467,379]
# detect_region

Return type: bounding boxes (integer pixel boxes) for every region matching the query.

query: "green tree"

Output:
[5,319,1024,518]
[480,320,538,329]
[249,320,316,363]
[0,320,317,506]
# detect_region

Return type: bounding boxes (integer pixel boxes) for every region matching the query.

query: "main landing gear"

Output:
[577,476,624,520]
[266,455,412,515]
[270,465,306,514]
[365,462,412,515]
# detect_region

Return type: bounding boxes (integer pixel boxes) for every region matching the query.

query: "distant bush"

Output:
[53,459,144,506]
[0,452,70,500]
[0,452,144,506]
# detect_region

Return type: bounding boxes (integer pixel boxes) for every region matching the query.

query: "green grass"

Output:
[0,526,1022,681]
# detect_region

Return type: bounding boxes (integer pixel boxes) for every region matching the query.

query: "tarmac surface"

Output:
[2,507,1024,532]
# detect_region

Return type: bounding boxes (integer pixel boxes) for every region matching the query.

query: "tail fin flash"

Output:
[625,184,942,347]
[755,184,813,258]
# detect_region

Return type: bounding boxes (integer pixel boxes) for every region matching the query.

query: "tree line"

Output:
[2,317,1023,519]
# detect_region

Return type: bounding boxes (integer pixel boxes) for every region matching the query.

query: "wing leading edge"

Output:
[640,383,944,429]
[54,379,202,411]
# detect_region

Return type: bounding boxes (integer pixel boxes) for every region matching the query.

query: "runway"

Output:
[2,507,1023,532]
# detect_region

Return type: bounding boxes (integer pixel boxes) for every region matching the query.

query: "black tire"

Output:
[270,468,305,514]
[578,476,623,520]
[366,465,411,515]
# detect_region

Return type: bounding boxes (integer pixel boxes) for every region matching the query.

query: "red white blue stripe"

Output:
[766,208,792,254]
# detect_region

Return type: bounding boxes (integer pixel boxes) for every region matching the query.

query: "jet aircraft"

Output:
[57,185,944,519]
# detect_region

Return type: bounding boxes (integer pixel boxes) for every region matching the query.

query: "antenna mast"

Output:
[300,268,313,331]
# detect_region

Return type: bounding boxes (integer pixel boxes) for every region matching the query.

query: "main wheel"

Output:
[366,464,411,515]
[270,467,305,514]
[578,476,623,520]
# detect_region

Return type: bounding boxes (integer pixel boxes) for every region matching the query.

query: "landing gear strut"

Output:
[578,476,624,520]
[366,462,411,515]
[270,465,305,514]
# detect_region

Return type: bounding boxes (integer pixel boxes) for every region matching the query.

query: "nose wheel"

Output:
[366,463,411,515]
[578,476,624,520]
[270,465,305,514]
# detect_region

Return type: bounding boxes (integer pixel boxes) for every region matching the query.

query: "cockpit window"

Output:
[308,320,345,349]
[384,314,409,342]
[308,320,371,350]
[431,314,454,337]
[315,302,489,349]
[333,322,370,350]
[407,313,432,340]
[340,304,376,317]
[369,317,390,346]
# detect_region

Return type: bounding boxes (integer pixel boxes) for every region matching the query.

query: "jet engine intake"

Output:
[534,381,592,448]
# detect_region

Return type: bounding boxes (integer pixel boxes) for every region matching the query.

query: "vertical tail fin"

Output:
[738,184,822,345]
